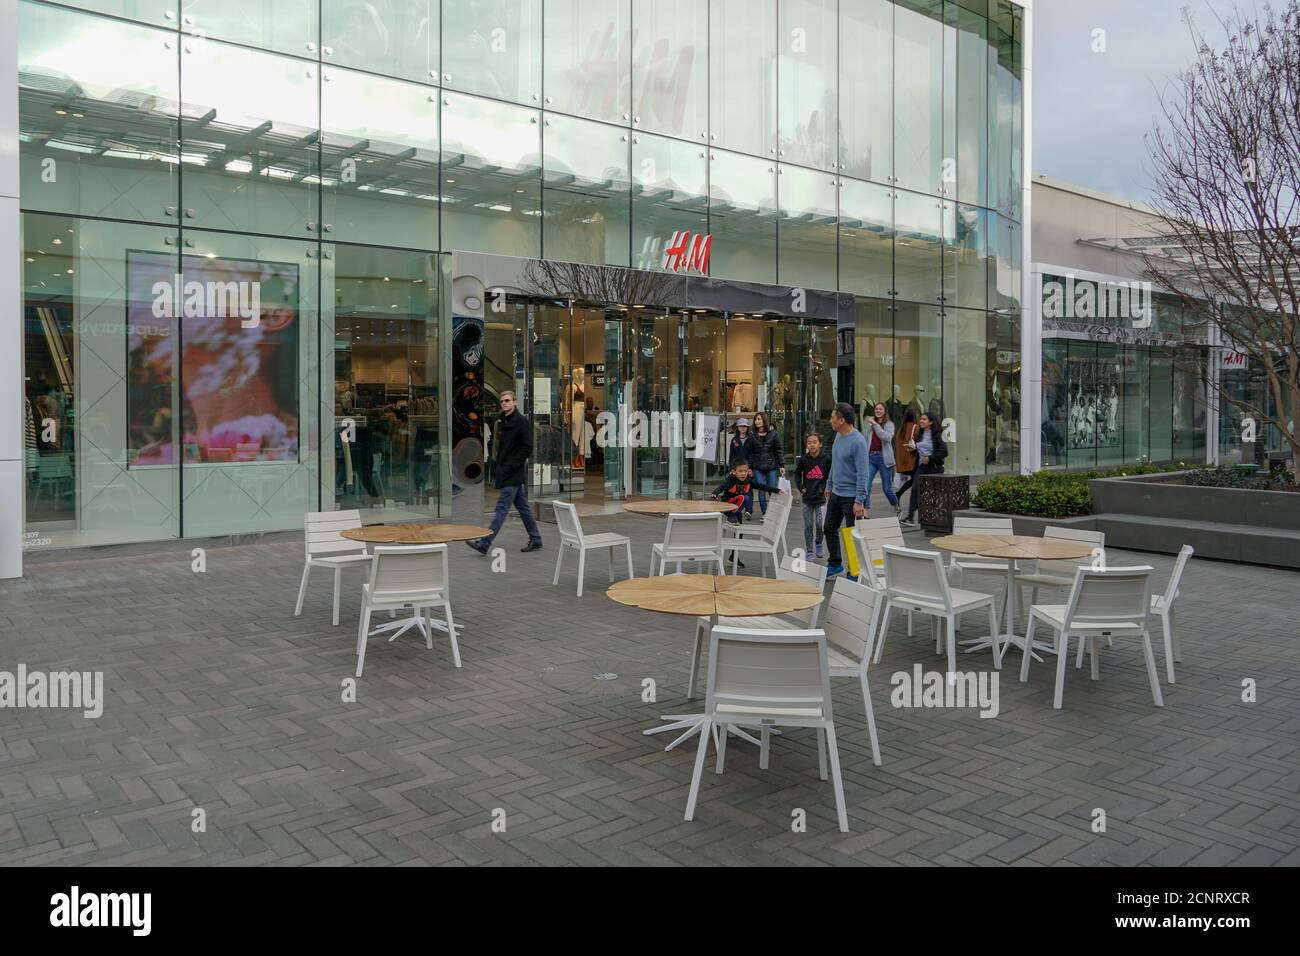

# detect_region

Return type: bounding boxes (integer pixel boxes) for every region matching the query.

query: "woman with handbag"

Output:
[900,412,946,528]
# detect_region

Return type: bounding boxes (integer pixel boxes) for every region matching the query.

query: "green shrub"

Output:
[1182,464,1299,490]
[972,472,1094,518]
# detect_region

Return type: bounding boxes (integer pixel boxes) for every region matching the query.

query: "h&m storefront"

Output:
[5,0,1028,570]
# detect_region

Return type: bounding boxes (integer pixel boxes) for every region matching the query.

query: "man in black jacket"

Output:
[468,391,543,554]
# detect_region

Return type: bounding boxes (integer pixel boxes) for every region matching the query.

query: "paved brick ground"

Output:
[1,509,1297,866]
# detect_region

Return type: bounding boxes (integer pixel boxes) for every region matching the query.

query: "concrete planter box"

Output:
[1088,471,1300,530]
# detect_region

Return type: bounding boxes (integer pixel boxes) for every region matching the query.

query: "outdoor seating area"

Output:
[4,499,1296,866]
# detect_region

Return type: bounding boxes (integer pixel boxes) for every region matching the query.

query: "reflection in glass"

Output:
[180,40,320,237]
[708,150,776,284]
[442,0,542,105]
[542,113,630,266]
[839,0,893,183]
[321,68,439,250]
[777,0,837,170]
[631,133,709,272]
[895,0,944,196]
[854,297,894,420]
[951,3,988,207]
[839,179,893,299]
[893,188,942,304]
[440,93,541,257]
[544,0,629,123]
[709,0,777,158]
[322,0,438,84]
[945,203,988,310]
[631,0,707,141]
[777,164,837,291]
[18,3,179,224]
[181,0,318,60]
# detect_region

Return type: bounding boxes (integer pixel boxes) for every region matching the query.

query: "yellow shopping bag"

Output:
[840,526,860,577]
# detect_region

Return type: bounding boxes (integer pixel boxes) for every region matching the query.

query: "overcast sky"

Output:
[1032,0,1250,204]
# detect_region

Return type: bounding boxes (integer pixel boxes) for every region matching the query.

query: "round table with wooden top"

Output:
[930,533,1096,659]
[341,523,491,545]
[622,499,737,516]
[608,574,825,751]
[340,523,491,640]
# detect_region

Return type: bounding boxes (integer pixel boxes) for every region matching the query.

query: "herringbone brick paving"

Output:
[1,509,1297,866]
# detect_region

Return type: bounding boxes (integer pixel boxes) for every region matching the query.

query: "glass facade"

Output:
[16,0,1025,549]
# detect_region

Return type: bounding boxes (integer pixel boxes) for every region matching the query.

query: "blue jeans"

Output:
[754,468,779,513]
[866,451,898,509]
[485,485,542,545]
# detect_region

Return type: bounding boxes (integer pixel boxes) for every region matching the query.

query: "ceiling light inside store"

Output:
[52,238,62,245]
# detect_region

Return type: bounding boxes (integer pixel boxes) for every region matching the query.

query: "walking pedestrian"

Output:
[822,402,870,577]
[750,411,785,515]
[793,432,832,559]
[467,391,544,554]
[864,402,900,518]
[728,419,760,517]
[900,412,947,528]
[894,407,919,511]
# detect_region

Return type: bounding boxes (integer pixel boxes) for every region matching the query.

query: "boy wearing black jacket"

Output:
[711,459,782,527]
[793,432,832,559]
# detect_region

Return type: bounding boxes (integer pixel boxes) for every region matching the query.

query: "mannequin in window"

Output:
[885,384,906,425]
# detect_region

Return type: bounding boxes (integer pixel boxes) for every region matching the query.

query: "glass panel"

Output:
[1121,345,1148,463]
[682,313,728,497]
[181,0,317,60]
[22,212,181,549]
[180,40,320,238]
[944,202,988,311]
[543,0,630,124]
[1095,343,1124,468]
[1065,341,1098,470]
[989,311,1020,473]
[442,0,542,106]
[892,303,943,434]
[709,0,777,158]
[894,0,944,196]
[944,307,985,475]
[951,3,988,207]
[40,0,174,28]
[708,150,776,284]
[777,163,837,291]
[330,244,441,519]
[525,302,570,501]
[440,92,541,257]
[321,67,439,250]
[542,113,631,266]
[988,0,1018,219]
[631,0,707,141]
[624,310,683,498]
[18,2,179,225]
[1149,346,1173,461]
[777,0,837,171]
[631,131,709,271]
[322,0,438,84]
[893,187,942,304]
[1172,352,1200,462]
[839,178,893,298]
[1040,338,1067,468]
[839,0,892,184]
[172,230,319,536]
[854,297,893,421]
[990,214,1021,311]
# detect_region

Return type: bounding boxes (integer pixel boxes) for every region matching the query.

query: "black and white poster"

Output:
[1067,357,1121,449]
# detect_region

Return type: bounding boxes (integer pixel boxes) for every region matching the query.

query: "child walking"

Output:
[793,433,832,559]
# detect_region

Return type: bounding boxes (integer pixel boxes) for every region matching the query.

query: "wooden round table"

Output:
[341,523,491,545]
[608,574,825,751]
[340,523,490,640]
[623,499,737,516]
[930,533,1096,658]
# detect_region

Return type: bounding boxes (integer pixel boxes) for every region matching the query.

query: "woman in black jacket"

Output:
[728,419,760,516]
[749,411,785,515]
[901,412,947,528]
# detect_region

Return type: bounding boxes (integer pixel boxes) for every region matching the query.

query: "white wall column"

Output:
[1017,0,1039,475]
[1,0,23,579]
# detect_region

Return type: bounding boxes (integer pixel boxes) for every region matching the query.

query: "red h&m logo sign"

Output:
[662,231,712,274]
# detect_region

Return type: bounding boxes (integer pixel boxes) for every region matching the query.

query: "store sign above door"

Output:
[662,231,712,274]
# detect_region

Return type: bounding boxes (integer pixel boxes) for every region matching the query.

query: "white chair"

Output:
[851,516,905,588]
[684,626,850,833]
[725,492,790,558]
[722,494,792,576]
[650,512,725,576]
[821,577,886,766]
[295,510,372,626]
[551,501,634,597]
[689,555,828,700]
[1020,565,1161,709]
[1077,545,1192,683]
[875,545,1000,674]
[355,544,459,677]
[1015,526,1106,614]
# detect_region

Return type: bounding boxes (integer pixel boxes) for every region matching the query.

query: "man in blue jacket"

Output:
[468,391,543,555]
[823,402,869,576]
